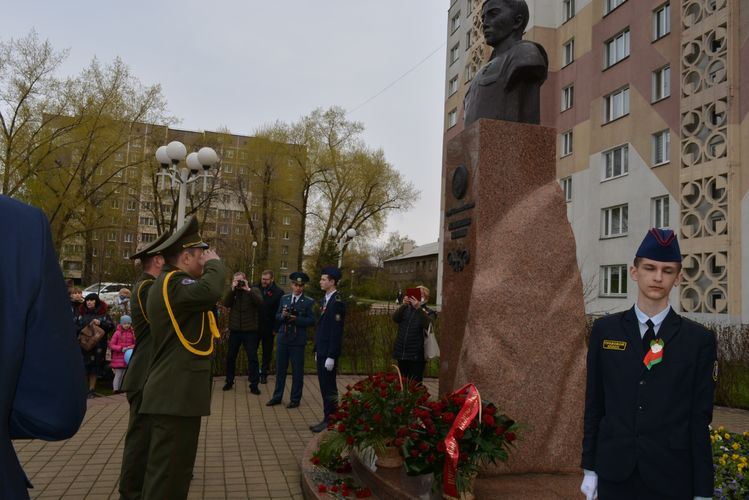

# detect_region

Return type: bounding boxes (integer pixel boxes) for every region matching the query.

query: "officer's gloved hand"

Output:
[580,470,598,500]
[324,358,335,371]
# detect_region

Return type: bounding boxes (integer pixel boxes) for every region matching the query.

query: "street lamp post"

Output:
[155,141,219,228]
[329,228,357,268]
[350,269,355,297]
[250,241,258,283]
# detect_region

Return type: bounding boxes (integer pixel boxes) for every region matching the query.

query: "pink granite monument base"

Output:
[440,119,587,474]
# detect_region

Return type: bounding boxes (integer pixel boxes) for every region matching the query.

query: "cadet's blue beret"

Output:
[289,271,309,284]
[321,266,342,281]
[636,228,682,262]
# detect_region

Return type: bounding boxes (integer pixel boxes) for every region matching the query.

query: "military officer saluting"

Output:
[118,230,171,499]
[581,228,716,500]
[266,271,316,409]
[138,215,226,500]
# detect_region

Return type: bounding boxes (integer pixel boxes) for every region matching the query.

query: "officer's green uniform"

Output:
[119,231,171,500]
[137,216,226,500]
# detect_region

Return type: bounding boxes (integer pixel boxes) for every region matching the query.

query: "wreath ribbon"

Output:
[442,383,482,497]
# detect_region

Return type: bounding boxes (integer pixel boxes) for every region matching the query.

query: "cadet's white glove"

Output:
[580,470,598,500]
[325,358,335,371]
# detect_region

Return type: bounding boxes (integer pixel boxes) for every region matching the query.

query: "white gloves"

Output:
[580,470,598,500]
[324,358,335,371]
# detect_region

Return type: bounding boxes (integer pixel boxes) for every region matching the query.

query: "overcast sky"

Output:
[5,1,448,246]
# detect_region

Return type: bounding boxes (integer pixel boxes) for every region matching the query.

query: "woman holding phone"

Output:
[391,285,436,383]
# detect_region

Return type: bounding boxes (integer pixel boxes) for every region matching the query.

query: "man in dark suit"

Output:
[581,228,716,500]
[266,272,316,409]
[1,196,87,499]
[118,230,170,499]
[138,215,226,500]
[258,270,283,384]
[309,266,346,433]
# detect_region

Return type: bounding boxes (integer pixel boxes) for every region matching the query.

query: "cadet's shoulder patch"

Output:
[181,278,196,285]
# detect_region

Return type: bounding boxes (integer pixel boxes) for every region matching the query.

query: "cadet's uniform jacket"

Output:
[121,272,157,395]
[582,306,716,498]
[275,293,316,346]
[140,261,226,417]
[314,292,345,359]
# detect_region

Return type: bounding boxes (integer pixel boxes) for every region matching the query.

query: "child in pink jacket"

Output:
[109,315,135,393]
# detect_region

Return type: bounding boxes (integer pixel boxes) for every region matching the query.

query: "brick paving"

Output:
[13,375,747,499]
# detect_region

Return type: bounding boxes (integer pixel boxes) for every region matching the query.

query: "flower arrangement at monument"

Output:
[399,384,519,498]
[318,370,430,460]
[711,426,749,499]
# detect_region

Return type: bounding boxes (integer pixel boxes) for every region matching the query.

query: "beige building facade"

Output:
[442,0,748,324]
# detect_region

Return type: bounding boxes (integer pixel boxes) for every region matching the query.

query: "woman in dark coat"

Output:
[392,285,436,383]
[77,293,114,398]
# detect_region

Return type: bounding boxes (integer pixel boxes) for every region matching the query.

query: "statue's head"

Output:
[481,0,529,47]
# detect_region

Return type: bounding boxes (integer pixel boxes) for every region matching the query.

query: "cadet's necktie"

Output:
[642,319,655,352]
[292,296,297,305]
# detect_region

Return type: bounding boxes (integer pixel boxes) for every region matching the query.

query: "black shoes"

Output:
[260,375,268,384]
[266,399,282,406]
[222,382,233,391]
[250,386,261,395]
[309,421,327,433]
[287,401,300,409]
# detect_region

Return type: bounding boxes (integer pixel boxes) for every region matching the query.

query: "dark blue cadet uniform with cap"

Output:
[312,267,346,429]
[268,272,316,406]
[582,228,716,499]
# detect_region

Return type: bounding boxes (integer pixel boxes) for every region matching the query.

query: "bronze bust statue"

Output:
[463,0,548,126]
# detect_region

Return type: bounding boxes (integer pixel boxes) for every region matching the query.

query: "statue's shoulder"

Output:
[510,40,548,68]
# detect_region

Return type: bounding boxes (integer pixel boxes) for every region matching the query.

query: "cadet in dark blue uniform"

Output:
[309,267,345,433]
[266,272,316,408]
[581,228,716,500]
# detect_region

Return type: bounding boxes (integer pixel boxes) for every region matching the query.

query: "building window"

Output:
[561,130,573,157]
[224,164,233,174]
[653,3,670,40]
[448,75,459,96]
[600,265,628,297]
[604,87,629,123]
[450,43,460,65]
[563,0,575,21]
[280,259,288,270]
[139,216,155,226]
[282,230,290,240]
[126,200,137,211]
[465,30,472,49]
[281,246,289,255]
[107,232,117,242]
[280,275,288,285]
[124,233,133,243]
[562,39,575,67]
[652,65,670,102]
[561,177,572,202]
[602,204,629,238]
[602,144,629,180]
[447,108,458,129]
[652,195,670,228]
[653,129,670,165]
[282,215,291,225]
[111,199,121,209]
[219,225,228,235]
[604,29,630,68]
[451,11,461,32]
[561,85,574,111]
[604,0,626,15]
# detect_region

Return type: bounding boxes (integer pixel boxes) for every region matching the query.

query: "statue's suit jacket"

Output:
[582,306,716,498]
[0,196,87,499]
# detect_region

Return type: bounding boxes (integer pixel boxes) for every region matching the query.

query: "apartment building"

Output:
[442,0,748,324]
[60,124,304,287]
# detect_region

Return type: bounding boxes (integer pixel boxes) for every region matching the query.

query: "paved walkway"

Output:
[13,376,748,499]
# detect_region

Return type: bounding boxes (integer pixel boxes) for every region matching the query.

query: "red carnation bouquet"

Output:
[399,384,518,497]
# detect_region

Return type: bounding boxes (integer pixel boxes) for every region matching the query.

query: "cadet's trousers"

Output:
[316,356,338,422]
[272,342,305,403]
[118,390,151,499]
[140,414,201,500]
[598,466,689,500]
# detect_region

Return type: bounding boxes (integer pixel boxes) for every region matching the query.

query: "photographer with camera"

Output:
[392,285,436,384]
[266,272,315,409]
[221,271,264,394]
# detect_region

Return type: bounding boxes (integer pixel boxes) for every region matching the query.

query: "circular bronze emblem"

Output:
[452,165,468,200]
